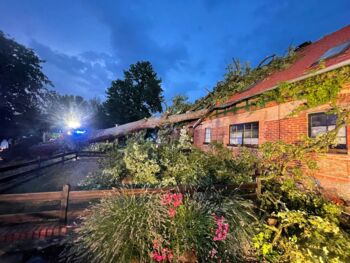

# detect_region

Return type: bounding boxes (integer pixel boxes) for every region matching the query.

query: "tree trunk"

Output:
[29,109,209,156]
[89,109,208,142]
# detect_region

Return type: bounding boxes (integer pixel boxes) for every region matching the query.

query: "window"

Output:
[204,128,211,143]
[317,40,350,62]
[229,122,259,146]
[308,113,347,149]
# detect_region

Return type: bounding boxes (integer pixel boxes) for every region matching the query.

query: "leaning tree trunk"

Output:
[29,109,209,156]
[90,109,208,142]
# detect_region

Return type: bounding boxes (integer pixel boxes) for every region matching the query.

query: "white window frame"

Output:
[204,128,211,143]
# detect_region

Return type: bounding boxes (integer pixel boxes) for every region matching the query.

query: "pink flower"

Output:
[152,251,165,262]
[161,193,183,218]
[209,248,218,259]
[151,247,173,262]
[167,252,173,261]
[172,193,183,207]
[161,193,183,208]
[168,208,176,218]
[213,215,229,241]
[153,240,160,249]
[161,193,173,205]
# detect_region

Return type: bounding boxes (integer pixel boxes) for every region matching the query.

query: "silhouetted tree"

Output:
[105,61,163,125]
[0,31,51,138]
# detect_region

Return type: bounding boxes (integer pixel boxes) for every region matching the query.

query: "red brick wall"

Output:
[193,87,350,201]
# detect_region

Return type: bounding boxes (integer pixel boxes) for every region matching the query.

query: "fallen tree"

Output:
[28,109,209,156]
[90,108,209,142]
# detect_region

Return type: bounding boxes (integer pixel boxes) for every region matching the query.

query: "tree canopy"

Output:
[105,61,163,125]
[167,95,192,115]
[0,31,51,138]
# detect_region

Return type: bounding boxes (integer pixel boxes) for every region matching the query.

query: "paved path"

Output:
[0,157,102,256]
[2,157,101,194]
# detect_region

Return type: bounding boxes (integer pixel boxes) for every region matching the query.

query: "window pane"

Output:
[233,125,243,138]
[328,125,336,131]
[311,114,327,127]
[327,114,337,126]
[252,123,259,138]
[337,126,346,137]
[244,138,258,145]
[244,122,259,145]
[336,137,346,145]
[230,125,243,145]
[243,124,252,138]
[311,126,327,137]
[204,128,211,143]
[230,137,243,145]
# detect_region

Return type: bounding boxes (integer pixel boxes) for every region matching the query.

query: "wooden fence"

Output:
[0,179,262,225]
[0,151,106,184]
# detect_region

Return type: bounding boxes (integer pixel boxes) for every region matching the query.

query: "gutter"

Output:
[193,59,350,128]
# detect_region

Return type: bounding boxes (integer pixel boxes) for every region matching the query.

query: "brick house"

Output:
[192,25,350,201]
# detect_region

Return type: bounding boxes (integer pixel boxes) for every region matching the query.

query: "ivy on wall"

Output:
[212,65,350,118]
[258,65,350,113]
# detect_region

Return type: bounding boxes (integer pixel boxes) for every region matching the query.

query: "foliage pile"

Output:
[61,190,257,263]
[76,119,350,262]
[253,128,350,262]
[193,49,298,109]
[82,129,256,189]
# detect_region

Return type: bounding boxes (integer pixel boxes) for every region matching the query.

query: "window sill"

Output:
[203,142,211,145]
[327,148,348,154]
[227,144,259,148]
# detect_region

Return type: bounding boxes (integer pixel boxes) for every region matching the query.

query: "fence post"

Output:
[255,178,262,197]
[60,184,70,224]
[62,152,65,164]
[38,156,41,169]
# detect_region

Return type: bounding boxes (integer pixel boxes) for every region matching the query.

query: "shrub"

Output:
[80,146,129,189]
[82,130,256,188]
[85,141,118,152]
[253,209,350,263]
[254,137,350,263]
[61,190,257,262]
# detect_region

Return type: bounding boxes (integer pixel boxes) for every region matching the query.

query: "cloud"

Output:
[2,0,348,103]
[84,1,189,76]
[30,41,119,98]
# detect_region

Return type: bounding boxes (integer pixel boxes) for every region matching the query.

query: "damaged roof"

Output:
[223,25,350,106]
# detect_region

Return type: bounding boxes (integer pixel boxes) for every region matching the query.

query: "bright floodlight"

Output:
[66,118,81,129]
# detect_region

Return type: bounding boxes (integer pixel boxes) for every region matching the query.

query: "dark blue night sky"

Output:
[0,0,349,103]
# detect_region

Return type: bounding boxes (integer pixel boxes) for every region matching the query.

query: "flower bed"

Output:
[61,190,256,262]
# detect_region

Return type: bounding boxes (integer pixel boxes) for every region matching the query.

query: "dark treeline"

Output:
[0,31,167,143]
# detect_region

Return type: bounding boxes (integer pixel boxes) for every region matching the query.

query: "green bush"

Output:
[85,141,118,152]
[254,137,350,263]
[253,209,350,263]
[61,190,257,262]
[82,130,256,188]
